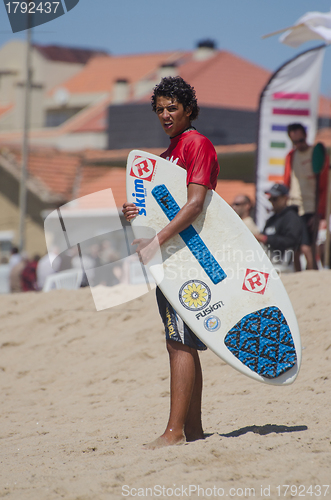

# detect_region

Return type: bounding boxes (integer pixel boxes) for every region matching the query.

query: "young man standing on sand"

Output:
[122,76,219,449]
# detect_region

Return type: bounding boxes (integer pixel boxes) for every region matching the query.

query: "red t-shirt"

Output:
[161,129,219,190]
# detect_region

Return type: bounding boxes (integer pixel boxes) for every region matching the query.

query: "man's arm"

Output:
[132,183,208,263]
[283,150,294,188]
[157,183,208,246]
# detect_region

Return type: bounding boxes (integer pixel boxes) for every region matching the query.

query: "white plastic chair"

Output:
[42,269,84,292]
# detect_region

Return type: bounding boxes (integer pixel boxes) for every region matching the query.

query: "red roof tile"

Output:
[180,51,270,111]
[59,49,331,133]
[82,143,256,164]
[49,51,185,96]
[3,145,81,198]
[71,107,107,133]
[34,44,108,64]
[0,104,13,118]
[318,95,331,117]
[59,96,111,134]
[316,127,331,147]
[78,167,126,208]
[1,143,256,208]
[77,165,255,208]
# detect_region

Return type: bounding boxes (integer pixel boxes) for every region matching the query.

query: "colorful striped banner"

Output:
[269,158,285,166]
[271,124,288,132]
[273,108,310,116]
[271,124,308,132]
[268,175,284,183]
[273,92,310,100]
[256,46,325,230]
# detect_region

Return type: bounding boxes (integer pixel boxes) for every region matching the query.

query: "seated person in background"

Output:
[10,253,28,292]
[255,184,303,272]
[8,246,21,270]
[231,194,259,236]
[21,255,40,291]
[0,256,10,294]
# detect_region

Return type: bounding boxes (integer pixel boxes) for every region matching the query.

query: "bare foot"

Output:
[185,431,204,442]
[185,426,204,442]
[143,433,186,450]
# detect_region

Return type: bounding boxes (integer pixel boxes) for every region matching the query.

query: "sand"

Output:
[0,271,330,500]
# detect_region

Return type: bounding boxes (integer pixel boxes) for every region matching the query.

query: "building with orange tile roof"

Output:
[0,144,83,255]
[0,141,257,255]
[1,40,330,153]
[0,40,109,135]
[0,40,330,255]
[75,166,255,209]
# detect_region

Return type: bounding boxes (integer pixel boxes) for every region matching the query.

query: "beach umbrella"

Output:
[262,11,331,47]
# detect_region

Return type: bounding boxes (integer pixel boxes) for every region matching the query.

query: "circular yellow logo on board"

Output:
[179,280,211,311]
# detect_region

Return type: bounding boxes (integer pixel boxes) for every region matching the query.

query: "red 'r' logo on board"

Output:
[130,156,156,182]
[242,269,269,295]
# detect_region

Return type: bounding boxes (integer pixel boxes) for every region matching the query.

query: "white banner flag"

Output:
[280,11,331,47]
[255,45,325,230]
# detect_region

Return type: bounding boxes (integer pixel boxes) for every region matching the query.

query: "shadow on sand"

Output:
[218,424,308,438]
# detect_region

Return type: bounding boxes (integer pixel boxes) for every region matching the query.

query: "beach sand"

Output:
[0,271,330,499]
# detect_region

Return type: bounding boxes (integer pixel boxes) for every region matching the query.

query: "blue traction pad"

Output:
[152,184,226,285]
[224,306,297,379]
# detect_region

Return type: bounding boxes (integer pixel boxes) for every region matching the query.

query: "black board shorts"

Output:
[156,287,207,351]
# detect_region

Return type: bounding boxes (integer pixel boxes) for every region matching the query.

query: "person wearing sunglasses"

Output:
[284,123,328,270]
[231,194,259,236]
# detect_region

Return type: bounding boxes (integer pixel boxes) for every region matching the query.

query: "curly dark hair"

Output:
[151,76,199,121]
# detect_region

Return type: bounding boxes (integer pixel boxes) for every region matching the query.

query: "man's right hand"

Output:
[122,202,139,221]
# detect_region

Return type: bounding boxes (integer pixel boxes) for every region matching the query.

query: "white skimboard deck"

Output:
[126,150,301,385]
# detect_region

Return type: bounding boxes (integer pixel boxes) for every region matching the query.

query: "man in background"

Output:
[21,255,40,291]
[36,248,60,290]
[284,123,328,270]
[9,253,28,292]
[8,246,21,270]
[255,184,303,272]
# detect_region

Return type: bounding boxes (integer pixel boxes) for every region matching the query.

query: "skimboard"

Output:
[126,150,301,385]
